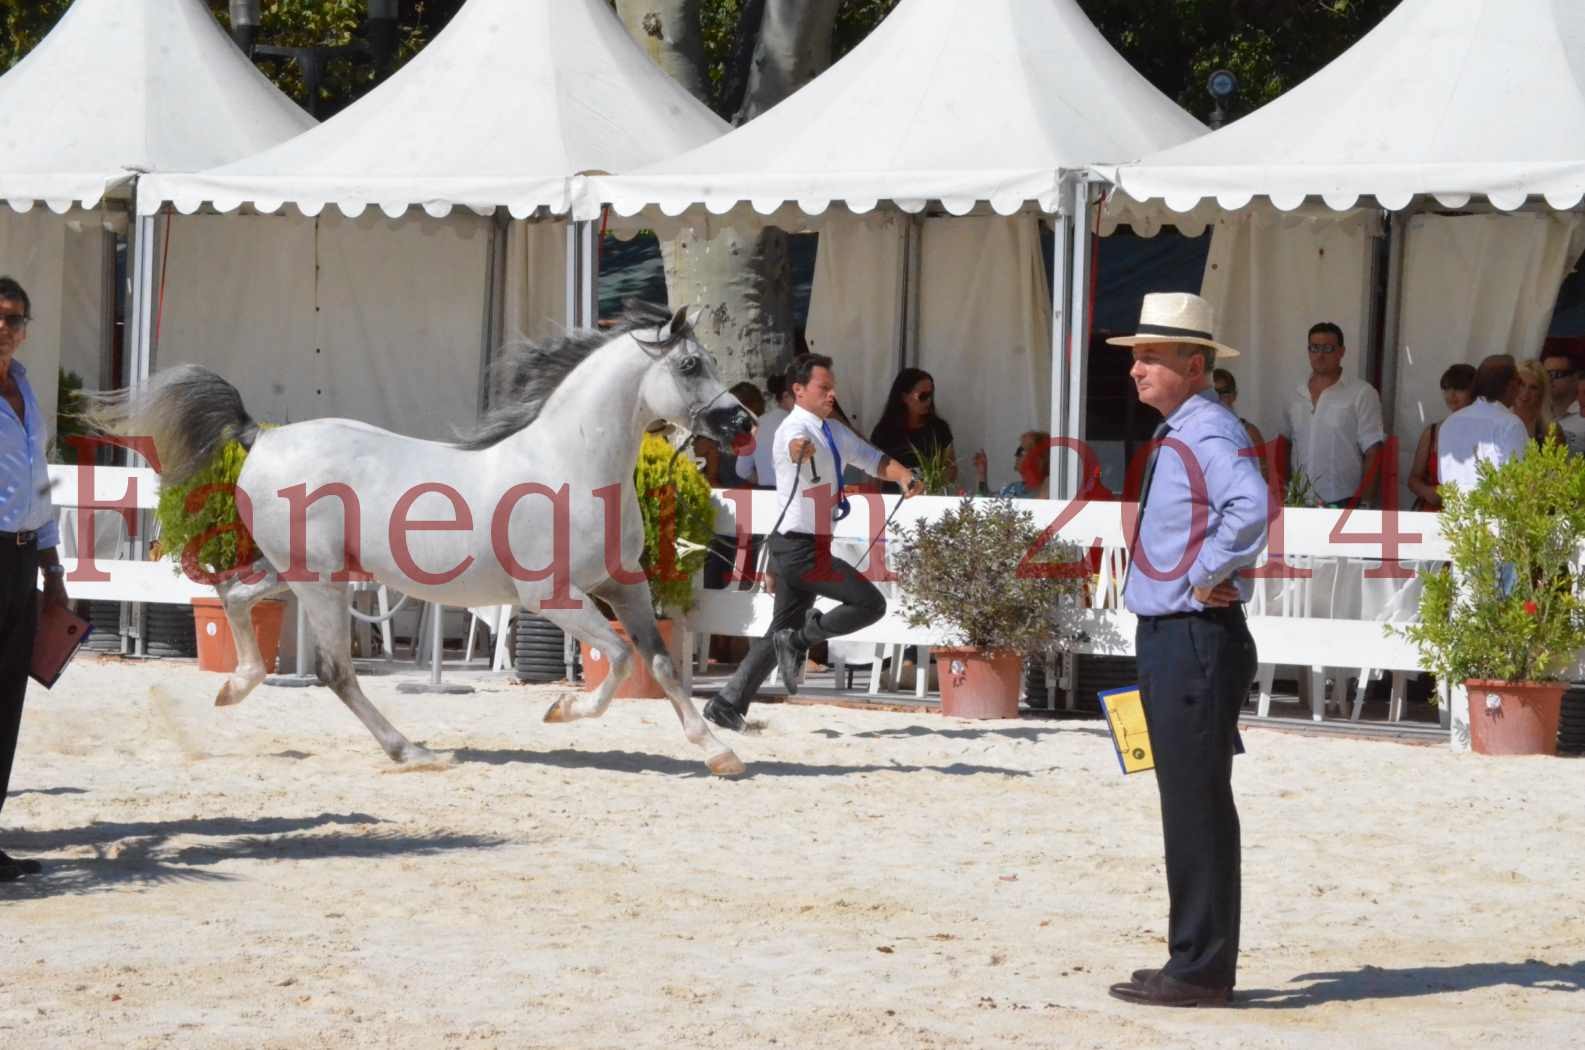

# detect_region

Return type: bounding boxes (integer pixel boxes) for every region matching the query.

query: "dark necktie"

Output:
[1126,420,1172,576]
[820,420,852,521]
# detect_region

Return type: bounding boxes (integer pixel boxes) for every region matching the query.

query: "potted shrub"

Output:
[154,439,286,673]
[1396,439,1585,755]
[579,432,716,698]
[890,497,1089,718]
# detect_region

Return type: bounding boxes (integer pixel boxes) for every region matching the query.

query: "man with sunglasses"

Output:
[1541,349,1585,455]
[0,276,68,882]
[1277,322,1386,508]
[703,354,922,732]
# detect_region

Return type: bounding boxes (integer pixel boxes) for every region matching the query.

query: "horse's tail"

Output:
[84,364,260,485]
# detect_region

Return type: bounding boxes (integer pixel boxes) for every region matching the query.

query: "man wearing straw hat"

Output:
[1105,292,1268,1007]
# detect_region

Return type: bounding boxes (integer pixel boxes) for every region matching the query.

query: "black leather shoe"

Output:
[1108,972,1231,1008]
[773,628,806,692]
[1131,968,1161,986]
[0,849,40,875]
[702,696,748,732]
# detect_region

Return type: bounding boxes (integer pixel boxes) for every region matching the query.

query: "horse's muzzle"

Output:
[704,406,756,444]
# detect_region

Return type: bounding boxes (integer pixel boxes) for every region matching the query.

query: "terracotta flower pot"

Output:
[1464,679,1565,756]
[936,647,1023,719]
[191,597,286,674]
[580,619,683,700]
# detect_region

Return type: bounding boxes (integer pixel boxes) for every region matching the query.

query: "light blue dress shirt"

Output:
[0,359,59,548]
[1123,389,1267,617]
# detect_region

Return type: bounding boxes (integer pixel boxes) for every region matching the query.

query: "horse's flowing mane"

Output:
[455,300,691,451]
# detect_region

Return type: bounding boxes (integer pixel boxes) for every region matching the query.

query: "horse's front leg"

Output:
[594,581,745,777]
[213,562,289,707]
[533,586,634,725]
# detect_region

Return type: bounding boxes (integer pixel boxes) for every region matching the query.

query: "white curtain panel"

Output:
[502,219,569,346]
[1393,211,1585,506]
[918,214,1052,494]
[805,212,907,440]
[157,211,489,442]
[1199,209,1377,455]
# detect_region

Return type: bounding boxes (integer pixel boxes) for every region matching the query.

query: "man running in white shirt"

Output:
[703,354,923,731]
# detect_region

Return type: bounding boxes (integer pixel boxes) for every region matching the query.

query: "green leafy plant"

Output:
[1284,467,1322,508]
[909,440,954,496]
[634,433,717,617]
[1394,439,1585,686]
[154,440,254,578]
[51,368,87,464]
[890,497,1088,655]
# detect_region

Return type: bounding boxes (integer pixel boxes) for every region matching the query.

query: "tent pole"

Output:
[478,212,508,418]
[1065,176,1094,499]
[905,214,923,367]
[565,219,597,330]
[1377,209,1409,439]
[125,206,160,658]
[1049,173,1074,498]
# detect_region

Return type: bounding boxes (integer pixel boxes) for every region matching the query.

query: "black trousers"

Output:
[1134,607,1257,989]
[717,532,885,710]
[0,540,39,822]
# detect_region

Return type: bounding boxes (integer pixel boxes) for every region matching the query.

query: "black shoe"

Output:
[773,628,806,692]
[702,696,748,732]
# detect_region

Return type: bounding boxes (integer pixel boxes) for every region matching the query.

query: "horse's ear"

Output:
[669,305,691,343]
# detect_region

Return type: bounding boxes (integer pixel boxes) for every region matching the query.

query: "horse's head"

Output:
[638,306,756,453]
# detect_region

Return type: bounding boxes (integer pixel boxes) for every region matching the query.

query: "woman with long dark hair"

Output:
[868,367,956,484]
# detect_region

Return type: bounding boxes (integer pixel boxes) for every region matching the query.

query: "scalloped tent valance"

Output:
[1096,0,1585,216]
[0,0,312,212]
[574,0,1203,222]
[137,0,727,218]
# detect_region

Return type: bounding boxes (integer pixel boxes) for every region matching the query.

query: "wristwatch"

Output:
[42,563,65,577]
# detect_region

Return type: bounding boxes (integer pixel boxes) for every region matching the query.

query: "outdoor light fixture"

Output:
[229,0,260,55]
[1207,69,1239,130]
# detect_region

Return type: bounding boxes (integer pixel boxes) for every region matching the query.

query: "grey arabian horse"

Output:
[96,304,756,775]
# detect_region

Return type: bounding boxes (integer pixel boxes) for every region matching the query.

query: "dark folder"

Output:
[30,592,93,689]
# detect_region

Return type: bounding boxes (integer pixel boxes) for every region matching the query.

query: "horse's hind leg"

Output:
[596,582,744,777]
[213,562,288,708]
[291,580,437,765]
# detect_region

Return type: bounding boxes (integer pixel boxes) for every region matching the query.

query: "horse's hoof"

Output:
[707,751,746,777]
[214,682,243,707]
[397,744,441,765]
[542,699,569,723]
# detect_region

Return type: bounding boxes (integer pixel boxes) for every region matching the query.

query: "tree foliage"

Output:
[3,0,1397,125]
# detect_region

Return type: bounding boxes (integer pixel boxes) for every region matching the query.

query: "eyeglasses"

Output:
[0,313,28,331]
[1547,368,1576,380]
[1306,343,1339,354]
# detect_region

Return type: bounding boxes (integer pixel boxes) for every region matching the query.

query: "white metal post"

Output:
[1048,174,1074,498]
[565,219,598,329]
[1063,175,1094,500]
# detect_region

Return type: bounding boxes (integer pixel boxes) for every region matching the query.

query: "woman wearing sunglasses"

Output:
[868,368,956,488]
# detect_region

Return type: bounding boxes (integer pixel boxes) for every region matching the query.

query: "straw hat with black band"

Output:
[1106,292,1240,360]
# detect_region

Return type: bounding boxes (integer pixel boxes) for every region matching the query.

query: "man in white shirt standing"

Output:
[1278,322,1387,507]
[1541,349,1585,455]
[703,355,923,732]
[1438,355,1529,494]
[735,375,793,488]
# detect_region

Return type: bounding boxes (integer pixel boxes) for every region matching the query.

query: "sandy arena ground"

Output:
[1,654,1582,1049]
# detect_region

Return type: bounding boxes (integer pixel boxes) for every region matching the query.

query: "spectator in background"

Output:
[1513,359,1558,446]
[869,368,956,486]
[1541,348,1580,436]
[1565,370,1585,457]
[1278,322,1386,508]
[1211,368,1268,479]
[736,376,791,488]
[1437,355,1527,495]
[1407,363,1476,511]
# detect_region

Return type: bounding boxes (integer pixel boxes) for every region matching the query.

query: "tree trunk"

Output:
[613,0,707,101]
[734,0,841,123]
[617,1,840,389]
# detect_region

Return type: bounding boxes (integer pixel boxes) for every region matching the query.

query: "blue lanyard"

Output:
[820,420,851,522]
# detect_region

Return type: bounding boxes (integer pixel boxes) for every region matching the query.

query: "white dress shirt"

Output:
[1437,398,1529,494]
[735,405,788,486]
[1555,401,1585,456]
[1282,374,1387,505]
[772,405,885,536]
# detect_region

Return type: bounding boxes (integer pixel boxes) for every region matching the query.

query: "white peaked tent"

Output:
[1098,0,1585,506]
[137,0,727,439]
[0,0,311,428]
[578,0,1204,493]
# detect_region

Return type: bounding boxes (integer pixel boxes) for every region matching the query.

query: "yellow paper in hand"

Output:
[1099,685,1154,775]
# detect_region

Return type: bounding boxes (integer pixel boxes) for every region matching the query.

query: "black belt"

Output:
[0,529,37,546]
[1138,603,1245,623]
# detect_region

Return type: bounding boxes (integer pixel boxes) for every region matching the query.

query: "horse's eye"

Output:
[678,355,701,376]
